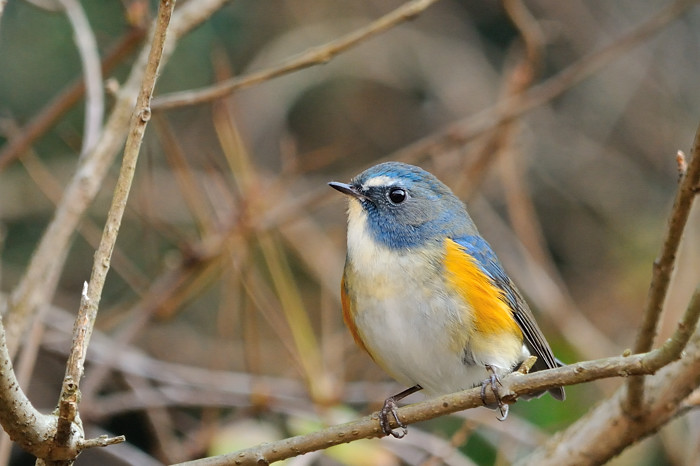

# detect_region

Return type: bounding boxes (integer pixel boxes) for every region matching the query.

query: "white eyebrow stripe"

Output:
[363,175,397,188]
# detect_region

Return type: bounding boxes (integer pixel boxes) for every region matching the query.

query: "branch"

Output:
[151,0,442,110]
[521,293,700,466]
[168,353,664,466]
[173,285,700,466]
[388,0,697,166]
[626,120,700,414]
[0,0,173,462]
[3,0,232,359]
[56,0,104,156]
[0,317,57,459]
[51,0,175,459]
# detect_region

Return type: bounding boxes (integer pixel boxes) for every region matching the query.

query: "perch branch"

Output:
[172,283,699,466]
[172,339,698,466]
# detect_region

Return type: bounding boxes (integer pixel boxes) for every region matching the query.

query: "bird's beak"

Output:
[328,182,368,201]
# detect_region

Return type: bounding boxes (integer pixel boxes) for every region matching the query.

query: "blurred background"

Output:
[0,0,699,464]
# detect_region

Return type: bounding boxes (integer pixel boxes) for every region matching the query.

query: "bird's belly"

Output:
[345,238,525,396]
[353,289,486,395]
[349,264,530,397]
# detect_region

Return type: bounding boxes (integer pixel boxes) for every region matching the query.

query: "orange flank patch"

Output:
[341,274,371,357]
[444,239,522,338]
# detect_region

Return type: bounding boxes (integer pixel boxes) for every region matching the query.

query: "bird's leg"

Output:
[480,364,509,421]
[379,385,422,438]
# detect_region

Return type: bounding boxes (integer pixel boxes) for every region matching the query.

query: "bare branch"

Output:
[521,294,700,466]
[51,0,176,459]
[56,0,104,156]
[389,0,698,165]
[0,29,144,172]
[0,0,174,463]
[169,345,692,466]
[172,280,699,466]
[626,121,700,413]
[0,319,56,459]
[3,0,232,359]
[80,434,126,449]
[151,0,442,110]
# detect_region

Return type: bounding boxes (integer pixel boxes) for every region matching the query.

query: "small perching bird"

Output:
[329,162,565,437]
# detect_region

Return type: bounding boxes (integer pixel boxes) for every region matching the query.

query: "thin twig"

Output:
[3,0,231,359]
[0,28,144,172]
[53,0,176,458]
[389,0,698,166]
[625,122,700,414]
[151,0,442,110]
[56,0,104,156]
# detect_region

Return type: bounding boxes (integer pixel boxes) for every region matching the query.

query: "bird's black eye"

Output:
[387,187,407,204]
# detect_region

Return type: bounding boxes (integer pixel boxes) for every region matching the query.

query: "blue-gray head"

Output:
[329,162,476,249]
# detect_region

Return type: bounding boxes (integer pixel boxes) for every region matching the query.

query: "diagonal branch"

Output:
[151,0,442,110]
[521,288,700,466]
[53,0,176,455]
[170,282,698,465]
[389,0,698,165]
[3,0,232,360]
[0,0,176,463]
[625,121,700,414]
[171,333,700,466]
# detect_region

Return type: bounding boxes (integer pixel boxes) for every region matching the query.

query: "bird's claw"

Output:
[481,364,509,421]
[379,397,407,438]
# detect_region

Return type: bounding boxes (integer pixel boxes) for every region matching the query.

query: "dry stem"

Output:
[626,121,700,414]
[152,0,442,110]
[52,0,176,458]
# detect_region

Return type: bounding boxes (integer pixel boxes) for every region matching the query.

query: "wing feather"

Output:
[452,236,565,400]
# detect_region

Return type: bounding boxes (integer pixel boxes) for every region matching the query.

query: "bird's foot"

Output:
[480,364,509,421]
[378,385,421,438]
[379,396,407,438]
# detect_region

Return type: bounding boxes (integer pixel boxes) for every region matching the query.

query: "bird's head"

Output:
[329,162,475,250]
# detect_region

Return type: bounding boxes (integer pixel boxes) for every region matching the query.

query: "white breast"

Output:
[344,200,507,395]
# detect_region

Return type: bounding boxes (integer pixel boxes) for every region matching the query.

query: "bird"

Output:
[329,161,565,438]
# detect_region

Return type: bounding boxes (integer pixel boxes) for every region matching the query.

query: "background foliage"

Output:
[0,0,698,464]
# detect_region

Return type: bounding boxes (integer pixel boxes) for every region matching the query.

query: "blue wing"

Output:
[452,235,564,400]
